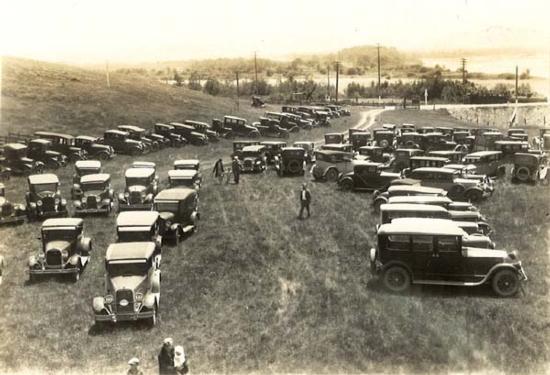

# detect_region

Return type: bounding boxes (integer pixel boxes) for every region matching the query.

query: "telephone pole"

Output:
[515,65,519,104]
[254,52,258,95]
[235,71,240,110]
[105,61,111,88]
[461,58,467,83]
[377,44,381,105]
[327,64,330,100]
[335,61,340,103]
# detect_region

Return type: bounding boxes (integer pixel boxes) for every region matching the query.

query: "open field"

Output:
[0,104,548,373]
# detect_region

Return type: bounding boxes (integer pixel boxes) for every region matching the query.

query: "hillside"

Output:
[1,57,264,136]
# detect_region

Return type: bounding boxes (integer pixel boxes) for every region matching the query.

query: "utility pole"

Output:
[515,65,519,104]
[377,44,381,105]
[335,61,339,104]
[461,58,467,83]
[235,71,240,110]
[327,64,330,101]
[105,61,111,88]
[254,52,258,95]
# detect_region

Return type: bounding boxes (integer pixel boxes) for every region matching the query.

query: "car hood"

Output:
[454,178,480,186]
[159,211,175,221]
[128,185,147,194]
[462,247,508,259]
[110,275,147,292]
[45,240,71,252]
[380,171,402,178]
[21,157,35,164]
[91,144,110,150]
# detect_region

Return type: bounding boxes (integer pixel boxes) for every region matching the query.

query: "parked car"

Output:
[73,173,114,216]
[281,112,314,130]
[372,129,394,151]
[337,161,401,191]
[222,116,260,138]
[167,170,201,190]
[118,168,158,211]
[372,185,447,212]
[260,141,287,164]
[473,131,504,152]
[293,141,315,163]
[402,156,450,177]
[154,188,199,244]
[275,147,306,176]
[183,120,220,142]
[511,152,549,184]
[27,139,68,169]
[72,160,102,199]
[253,118,290,138]
[324,132,345,144]
[428,150,464,163]
[117,125,160,152]
[102,130,145,155]
[0,183,26,226]
[34,132,88,162]
[320,143,353,153]
[312,150,355,181]
[392,149,424,171]
[387,195,479,214]
[75,135,115,161]
[130,161,160,183]
[494,140,530,157]
[0,143,44,175]
[239,145,267,173]
[28,218,91,282]
[264,112,300,133]
[92,242,161,326]
[26,174,68,220]
[153,123,187,147]
[169,123,209,145]
[148,133,171,149]
[369,218,527,296]
[349,131,371,150]
[462,151,506,177]
[507,128,529,141]
[232,141,260,156]
[211,118,234,138]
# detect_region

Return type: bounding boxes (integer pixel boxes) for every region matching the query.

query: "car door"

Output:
[410,235,433,280]
[424,236,464,281]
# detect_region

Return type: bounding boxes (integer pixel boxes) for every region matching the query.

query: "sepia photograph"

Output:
[0,0,549,373]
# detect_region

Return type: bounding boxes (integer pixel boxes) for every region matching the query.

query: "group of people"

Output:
[212,157,242,185]
[126,338,188,375]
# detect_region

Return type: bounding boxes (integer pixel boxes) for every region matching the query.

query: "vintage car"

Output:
[453,130,471,145]
[75,135,115,160]
[28,218,92,282]
[222,116,260,138]
[154,188,199,244]
[372,130,395,151]
[511,152,548,184]
[369,218,527,296]
[298,107,331,126]
[324,132,346,144]
[183,120,220,142]
[26,174,68,220]
[428,150,464,163]
[402,156,450,177]
[118,168,158,211]
[148,133,171,149]
[173,159,200,172]
[73,174,114,215]
[92,242,161,326]
[392,149,425,171]
[387,195,479,214]
[34,132,88,162]
[320,143,353,153]
[494,140,530,156]
[357,145,390,163]
[281,112,314,130]
[239,145,267,173]
[211,118,234,138]
[398,132,422,149]
[117,125,160,152]
[293,141,315,163]
[72,160,101,184]
[462,151,506,177]
[507,128,529,141]
[167,170,201,189]
[0,143,45,175]
[130,161,159,178]
[276,147,306,176]
[116,211,162,248]
[337,161,401,191]
[153,123,187,147]
[399,123,416,134]
[232,140,260,155]
[417,132,459,152]
[102,129,145,155]
[253,117,290,138]
[473,131,504,152]
[349,131,371,150]
[169,122,209,145]
[0,183,26,226]
[312,150,355,181]
[27,139,68,169]
[442,164,492,185]
[372,185,447,212]
[405,167,493,202]
[264,112,300,133]
[260,141,287,164]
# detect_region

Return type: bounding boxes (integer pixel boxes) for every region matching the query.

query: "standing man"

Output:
[127,358,143,375]
[212,158,224,184]
[158,337,176,374]
[298,183,311,219]
[232,156,242,184]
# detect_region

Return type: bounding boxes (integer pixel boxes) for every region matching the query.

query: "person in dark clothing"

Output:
[232,157,241,184]
[158,337,176,374]
[212,158,225,184]
[298,183,311,219]
[127,358,144,375]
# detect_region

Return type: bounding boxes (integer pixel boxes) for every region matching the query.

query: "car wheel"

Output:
[383,266,411,293]
[515,167,530,182]
[491,269,520,297]
[340,178,353,191]
[72,270,80,282]
[98,152,109,161]
[325,168,339,182]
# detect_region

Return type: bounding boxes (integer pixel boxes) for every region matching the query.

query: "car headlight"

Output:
[81,197,86,203]
[124,192,129,197]
[135,293,143,302]
[61,249,69,258]
[37,200,43,206]
[104,295,113,304]
[95,196,101,202]
[55,198,60,205]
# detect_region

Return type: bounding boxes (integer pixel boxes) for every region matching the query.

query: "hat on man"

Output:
[163,337,173,345]
[128,357,140,366]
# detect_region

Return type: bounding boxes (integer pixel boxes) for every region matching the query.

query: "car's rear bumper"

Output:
[75,207,110,214]
[118,204,153,211]
[95,311,154,323]
[29,267,78,275]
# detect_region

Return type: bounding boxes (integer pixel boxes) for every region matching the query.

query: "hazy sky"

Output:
[1,0,549,64]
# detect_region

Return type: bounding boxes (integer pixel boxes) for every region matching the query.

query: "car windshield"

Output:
[126,177,148,186]
[78,168,98,176]
[155,201,179,212]
[33,183,58,193]
[107,261,148,277]
[117,230,152,242]
[283,150,304,157]
[82,182,106,191]
[43,229,75,242]
[170,178,192,187]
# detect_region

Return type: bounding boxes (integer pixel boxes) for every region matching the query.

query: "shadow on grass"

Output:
[88,318,158,336]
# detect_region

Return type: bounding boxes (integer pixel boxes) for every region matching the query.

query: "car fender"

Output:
[92,296,105,312]
[338,176,353,187]
[373,196,388,207]
[170,223,181,233]
[68,254,80,266]
[78,237,92,254]
[484,264,522,284]
[464,186,484,195]
[142,293,156,309]
[28,255,38,268]
[151,270,161,293]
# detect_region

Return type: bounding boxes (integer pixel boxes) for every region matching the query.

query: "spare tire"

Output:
[405,140,415,148]
[515,166,530,181]
[380,139,389,149]
[287,160,302,174]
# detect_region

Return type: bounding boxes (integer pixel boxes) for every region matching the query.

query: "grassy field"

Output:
[0,66,549,374]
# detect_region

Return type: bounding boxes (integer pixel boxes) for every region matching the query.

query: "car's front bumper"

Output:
[95,310,154,323]
[34,209,67,218]
[29,266,78,275]
[75,207,110,214]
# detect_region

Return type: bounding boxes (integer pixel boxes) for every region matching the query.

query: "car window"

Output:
[411,235,433,252]
[437,236,459,253]
[387,235,409,251]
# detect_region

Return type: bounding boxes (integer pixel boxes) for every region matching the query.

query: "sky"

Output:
[1,0,550,64]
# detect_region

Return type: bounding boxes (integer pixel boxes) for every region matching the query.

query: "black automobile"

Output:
[75,135,115,161]
[26,139,68,169]
[102,130,145,155]
[276,147,306,176]
[260,141,287,164]
[117,125,160,152]
[73,173,114,216]
[169,123,209,146]
[1,143,45,175]
[222,116,260,138]
[337,162,401,191]
[26,173,68,220]
[183,120,220,142]
[34,132,88,162]
[153,123,187,147]
[154,188,199,244]
[253,117,289,139]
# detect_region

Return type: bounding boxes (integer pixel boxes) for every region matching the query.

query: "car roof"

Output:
[359,145,383,150]
[80,173,110,184]
[155,122,174,128]
[465,151,502,157]
[4,143,27,150]
[282,147,305,152]
[168,169,198,178]
[42,218,83,228]
[387,185,446,195]
[412,167,458,174]
[174,159,200,167]
[389,218,467,235]
[429,150,461,155]
[260,141,286,146]
[118,125,144,131]
[293,141,314,146]
[75,135,97,141]
[75,160,101,169]
[105,129,128,135]
[131,161,156,169]
[184,120,209,126]
[380,203,449,212]
[224,115,246,121]
[388,196,452,204]
[29,173,59,184]
[411,156,449,161]
[116,211,159,226]
[242,145,266,152]
[105,242,156,261]
[30,139,51,145]
[379,218,464,236]
[35,131,74,139]
[515,152,540,159]
[154,188,196,201]
[125,168,155,178]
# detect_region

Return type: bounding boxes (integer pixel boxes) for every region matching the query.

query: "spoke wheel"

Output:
[492,269,520,297]
[383,266,411,293]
